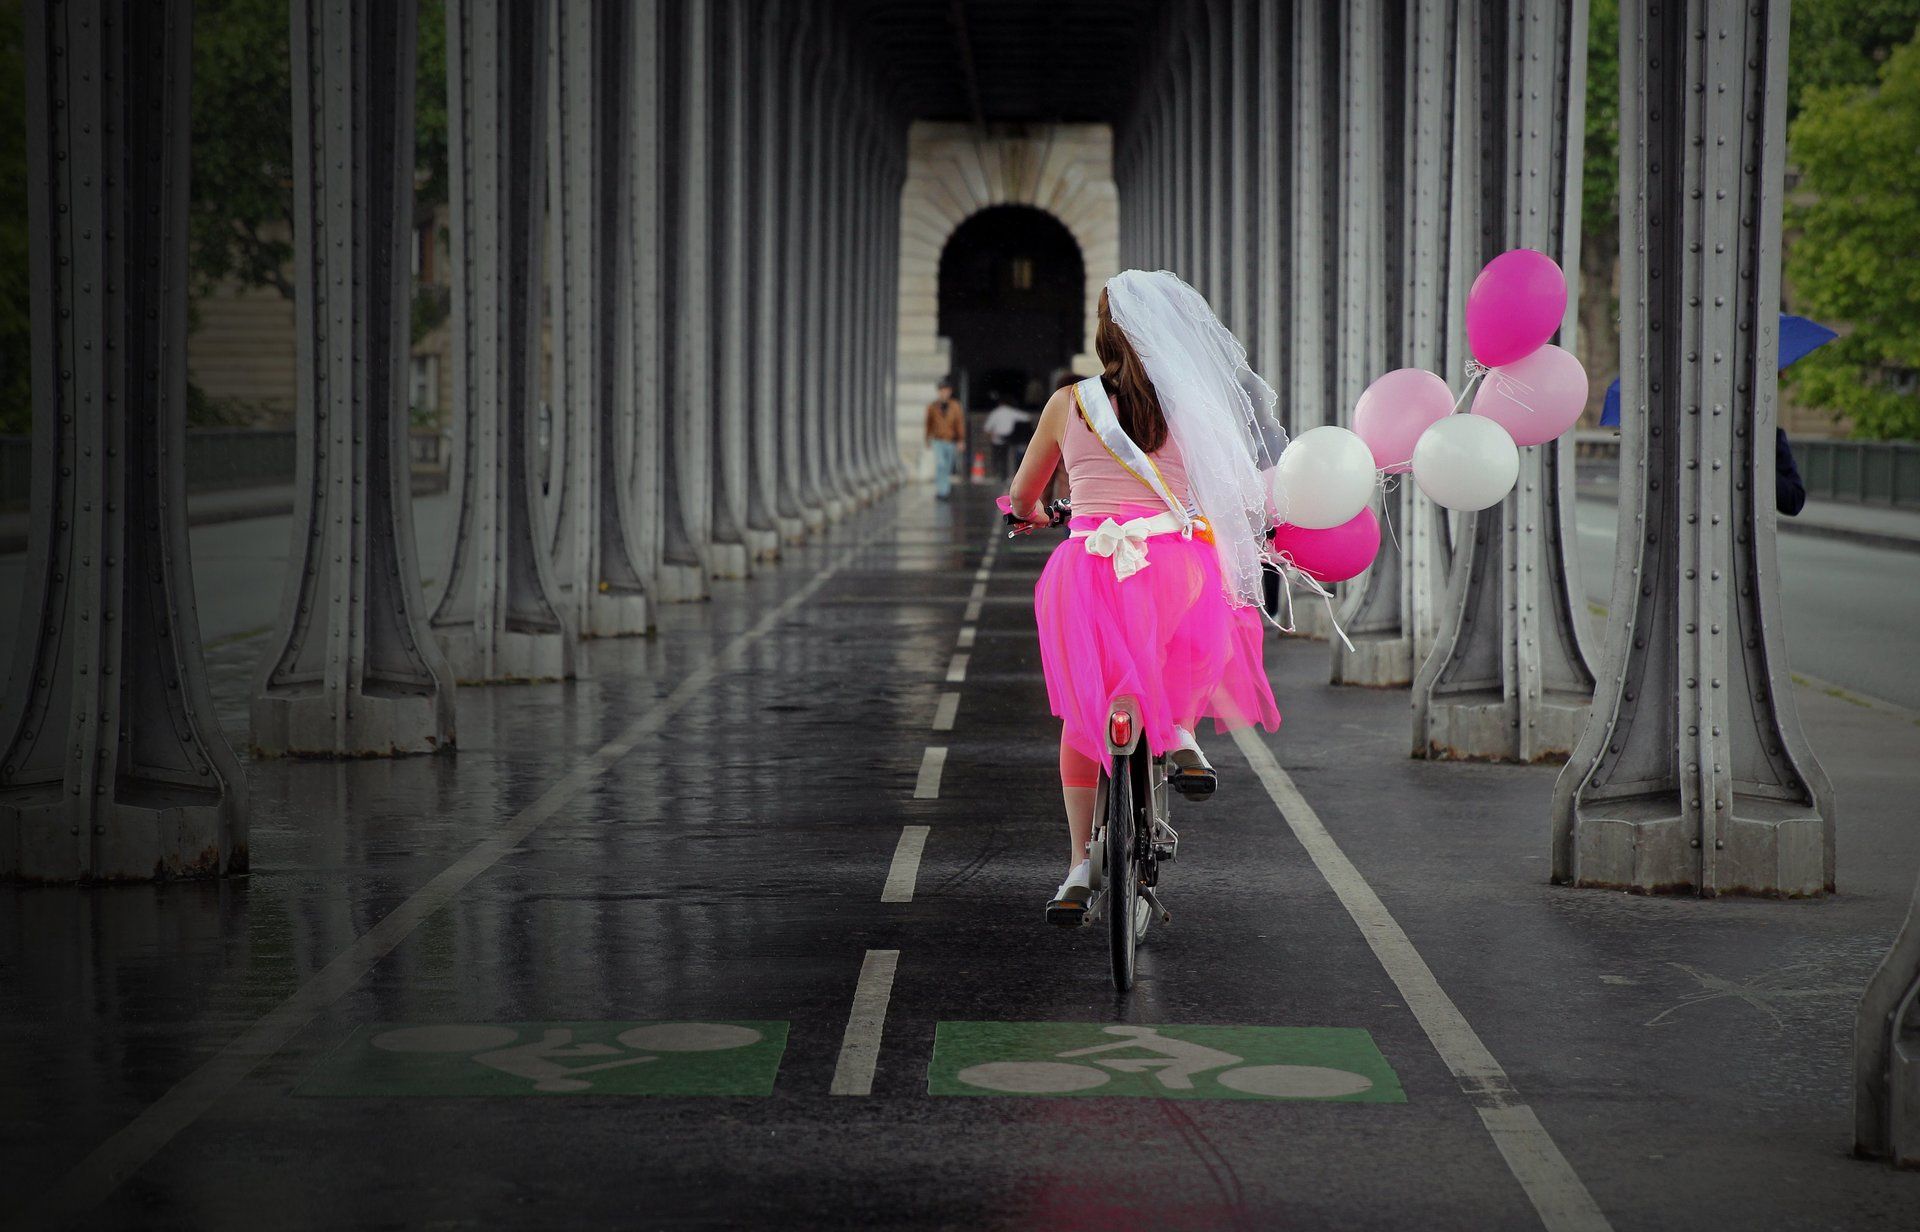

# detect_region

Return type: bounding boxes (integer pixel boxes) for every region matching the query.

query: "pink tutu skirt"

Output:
[1035,503,1281,765]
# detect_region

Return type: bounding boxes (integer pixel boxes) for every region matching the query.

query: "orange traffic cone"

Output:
[970,450,987,484]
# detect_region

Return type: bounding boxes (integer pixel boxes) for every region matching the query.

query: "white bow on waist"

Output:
[1070,509,1186,581]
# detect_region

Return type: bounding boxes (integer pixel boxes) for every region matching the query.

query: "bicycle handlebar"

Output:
[1002,498,1073,538]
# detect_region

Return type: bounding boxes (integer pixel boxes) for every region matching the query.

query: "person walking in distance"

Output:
[982,391,1035,482]
[925,380,967,500]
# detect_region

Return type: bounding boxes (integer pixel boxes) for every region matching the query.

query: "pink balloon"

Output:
[1270,506,1381,584]
[1352,368,1455,473]
[1465,249,1568,367]
[1470,344,1588,447]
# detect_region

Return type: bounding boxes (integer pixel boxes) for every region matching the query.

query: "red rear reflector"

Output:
[1109,711,1133,746]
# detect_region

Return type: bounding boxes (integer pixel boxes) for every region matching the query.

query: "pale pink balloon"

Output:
[1352,368,1455,473]
[1270,506,1381,584]
[1465,249,1567,367]
[1470,344,1588,447]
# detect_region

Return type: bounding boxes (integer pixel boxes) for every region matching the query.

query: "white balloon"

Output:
[1411,414,1520,512]
[1271,426,1376,529]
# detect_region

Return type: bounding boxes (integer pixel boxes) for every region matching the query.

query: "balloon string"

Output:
[1484,370,1547,419]
[1452,368,1488,414]
[1264,551,1357,653]
[1377,481,1402,556]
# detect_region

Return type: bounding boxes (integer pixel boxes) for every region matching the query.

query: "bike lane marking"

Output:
[932,691,960,731]
[946,652,970,682]
[25,521,894,1229]
[830,950,901,1096]
[1231,728,1612,1232]
[297,1022,788,1097]
[957,626,976,648]
[929,1023,1404,1102]
[914,746,948,799]
[881,826,931,903]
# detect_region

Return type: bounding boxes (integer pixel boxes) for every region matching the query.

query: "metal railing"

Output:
[1572,430,1920,510]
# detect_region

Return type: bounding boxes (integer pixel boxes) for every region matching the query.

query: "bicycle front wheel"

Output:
[1106,752,1137,992]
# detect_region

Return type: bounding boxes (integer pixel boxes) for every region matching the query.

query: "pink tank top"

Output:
[1062,405,1193,518]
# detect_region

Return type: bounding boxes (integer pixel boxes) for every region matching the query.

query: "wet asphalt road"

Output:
[3,486,1920,1230]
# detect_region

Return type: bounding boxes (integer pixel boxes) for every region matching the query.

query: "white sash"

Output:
[1071,378,1193,533]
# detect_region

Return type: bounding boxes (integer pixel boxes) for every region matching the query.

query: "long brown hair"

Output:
[1094,288,1168,452]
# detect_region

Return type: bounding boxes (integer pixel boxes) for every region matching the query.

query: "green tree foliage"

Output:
[191,0,295,298]
[1581,0,1619,259]
[1786,26,1920,438]
[0,3,30,435]
[1790,0,1920,116]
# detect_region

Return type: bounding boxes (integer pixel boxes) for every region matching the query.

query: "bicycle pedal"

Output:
[1141,886,1172,926]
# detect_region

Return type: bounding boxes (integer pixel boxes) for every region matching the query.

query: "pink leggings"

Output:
[1059,732,1100,789]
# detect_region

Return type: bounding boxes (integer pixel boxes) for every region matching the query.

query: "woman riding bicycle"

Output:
[1006,270,1285,925]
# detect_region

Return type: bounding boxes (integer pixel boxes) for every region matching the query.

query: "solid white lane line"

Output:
[1230,729,1612,1232]
[957,626,976,649]
[932,692,960,731]
[30,526,889,1229]
[880,826,930,903]
[962,599,983,623]
[945,653,969,683]
[830,949,900,1096]
[914,747,948,799]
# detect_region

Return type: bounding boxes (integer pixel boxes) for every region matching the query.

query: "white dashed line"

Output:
[945,653,969,683]
[968,580,987,601]
[829,949,900,1096]
[914,747,947,799]
[1232,729,1612,1232]
[932,692,960,731]
[957,626,976,648]
[880,826,930,903]
[963,599,983,622]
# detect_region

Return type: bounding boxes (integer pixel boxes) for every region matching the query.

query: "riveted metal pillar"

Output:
[1403,0,1460,670]
[657,0,715,598]
[1184,24,1205,287]
[3,0,247,880]
[1857,868,1920,1165]
[546,0,652,638]
[775,4,818,541]
[254,0,457,756]
[746,1,787,557]
[1329,0,1414,686]
[1227,0,1255,344]
[1289,0,1339,439]
[1413,0,1593,760]
[434,0,576,681]
[1551,0,1831,895]
[819,51,850,519]
[1255,0,1292,384]
[1205,0,1229,312]
[621,0,667,607]
[798,49,834,533]
[707,0,753,577]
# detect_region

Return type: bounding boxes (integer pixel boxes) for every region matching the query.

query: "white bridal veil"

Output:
[1103,269,1287,609]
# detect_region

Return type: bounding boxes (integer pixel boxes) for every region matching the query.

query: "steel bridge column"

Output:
[1857,870,1920,1164]
[1330,0,1415,686]
[253,0,457,756]
[1551,0,1831,894]
[776,5,819,540]
[822,50,852,518]
[621,0,667,610]
[1205,0,1229,312]
[745,1,786,557]
[546,0,652,638]
[1402,0,1460,672]
[1412,0,1593,759]
[2,0,247,880]
[1254,0,1289,384]
[707,0,752,577]
[1289,0,1339,439]
[434,0,576,678]
[1226,0,1255,343]
[798,46,833,532]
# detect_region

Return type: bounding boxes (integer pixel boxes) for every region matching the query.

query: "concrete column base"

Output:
[2,791,247,882]
[746,528,781,561]
[1416,690,1585,763]
[656,562,710,603]
[1564,796,1831,897]
[438,628,575,684]
[251,689,454,758]
[581,589,651,638]
[709,541,751,579]
[778,516,808,544]
[802,506,828,533]
[826,496,850,522]
[1331,634,1413,688]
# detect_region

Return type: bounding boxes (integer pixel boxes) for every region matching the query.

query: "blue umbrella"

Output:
[1598,313,1838,427]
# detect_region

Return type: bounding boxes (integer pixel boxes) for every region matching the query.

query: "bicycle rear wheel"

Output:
[1106,752,1137,992]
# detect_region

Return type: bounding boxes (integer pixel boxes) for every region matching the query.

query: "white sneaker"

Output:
[1045,860,1093,928]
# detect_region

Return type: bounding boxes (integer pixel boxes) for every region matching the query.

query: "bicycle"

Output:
[1005,498,1178,993]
